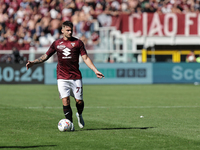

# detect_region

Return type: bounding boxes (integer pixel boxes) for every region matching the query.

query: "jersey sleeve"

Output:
[46,41,56,57]
[79,40,87,56]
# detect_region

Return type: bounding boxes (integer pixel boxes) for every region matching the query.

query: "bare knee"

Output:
[76,99,84,105]
[62,97,70,106]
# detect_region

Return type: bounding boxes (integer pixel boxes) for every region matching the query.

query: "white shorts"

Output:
[57,79,83,100]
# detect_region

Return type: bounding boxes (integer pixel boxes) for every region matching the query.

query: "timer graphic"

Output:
[0,64,44,84]
[15,70,20,81]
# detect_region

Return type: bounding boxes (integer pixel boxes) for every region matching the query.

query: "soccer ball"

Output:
[58,119,72,132]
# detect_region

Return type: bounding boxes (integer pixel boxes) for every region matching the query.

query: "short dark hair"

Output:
[62,21,73,29]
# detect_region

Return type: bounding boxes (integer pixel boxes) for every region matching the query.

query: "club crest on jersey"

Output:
[71,43,75,47]
[57,45,66,50]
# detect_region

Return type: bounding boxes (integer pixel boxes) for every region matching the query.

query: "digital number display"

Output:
[0,64,44,84]
[117,68,146,78]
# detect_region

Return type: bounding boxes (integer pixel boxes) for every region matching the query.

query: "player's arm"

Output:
[82,54,104,79]
[26,54,50,70]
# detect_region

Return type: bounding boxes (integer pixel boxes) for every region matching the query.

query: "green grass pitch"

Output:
[0,84,200,150]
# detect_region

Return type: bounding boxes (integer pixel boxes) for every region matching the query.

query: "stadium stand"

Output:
[0,0,200,63]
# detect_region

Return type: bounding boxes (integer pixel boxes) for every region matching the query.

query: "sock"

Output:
[76,101,84,115]
[63,105,73,122]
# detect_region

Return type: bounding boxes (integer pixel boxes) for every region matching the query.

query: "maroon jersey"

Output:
[46,37,87,79]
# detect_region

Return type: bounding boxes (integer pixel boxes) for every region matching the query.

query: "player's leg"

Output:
[76,99,84,116]
[71,79,85,128]
[75,99,85,128]
[62,97,74,131]
[62,97,73,123]
[57,79,74,130]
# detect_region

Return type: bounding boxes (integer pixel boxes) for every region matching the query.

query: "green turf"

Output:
[0,84,200,150]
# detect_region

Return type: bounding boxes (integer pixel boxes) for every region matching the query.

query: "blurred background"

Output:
[1,0,200,63]
[1,0,200,84]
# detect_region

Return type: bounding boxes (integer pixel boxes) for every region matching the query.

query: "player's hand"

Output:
[26,60,34,70]
[95,70,105,79]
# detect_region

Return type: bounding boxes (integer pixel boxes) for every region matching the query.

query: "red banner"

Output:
[113,13,200,36]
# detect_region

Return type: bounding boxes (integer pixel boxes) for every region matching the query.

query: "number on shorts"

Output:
[76,87,82,93]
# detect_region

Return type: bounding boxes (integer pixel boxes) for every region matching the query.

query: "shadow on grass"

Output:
[0,145,57,149]
[80,127,155,131]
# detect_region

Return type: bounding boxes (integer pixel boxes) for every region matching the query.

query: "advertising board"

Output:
[2,63,198,84]
[153,63,200,83]
[45,63,153,84]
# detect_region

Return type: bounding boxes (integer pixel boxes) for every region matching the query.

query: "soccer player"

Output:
[26,21,104,131]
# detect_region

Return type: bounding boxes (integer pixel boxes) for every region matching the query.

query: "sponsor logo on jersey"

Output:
[71,43,75,47]
[57,45,66,50]
[62,48,72,59]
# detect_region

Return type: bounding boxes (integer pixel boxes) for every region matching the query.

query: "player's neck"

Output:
[63,36,73,41]
[63,37,69,41]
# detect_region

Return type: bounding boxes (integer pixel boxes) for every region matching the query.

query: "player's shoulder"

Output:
[53,38,64,45]
[71,37,81,42]
[71,37,84,45]
[49,38,63,48]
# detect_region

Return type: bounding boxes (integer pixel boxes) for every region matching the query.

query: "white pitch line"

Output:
[89,106,200,108]
[0,106,199,109]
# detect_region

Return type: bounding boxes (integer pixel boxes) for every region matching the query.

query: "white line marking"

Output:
[89,106,200,109]
[0,106,199,109]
